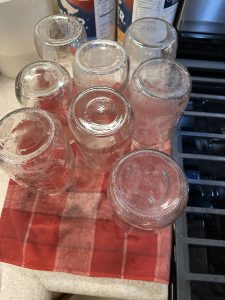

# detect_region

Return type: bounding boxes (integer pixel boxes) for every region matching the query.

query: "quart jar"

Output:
[128,59,191,148]
[15,61,73,140]
[68,87,134,172]
[34,14,87,75]
[72,39,128,94]
[0,108,75,195]
[124,17,177,78]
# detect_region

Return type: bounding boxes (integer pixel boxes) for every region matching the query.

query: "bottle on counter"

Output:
[117,0,180,43]
[57,0,116,40]
[0,0,54,79]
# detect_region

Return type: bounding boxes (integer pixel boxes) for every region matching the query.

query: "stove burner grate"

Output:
[172,59,225,300]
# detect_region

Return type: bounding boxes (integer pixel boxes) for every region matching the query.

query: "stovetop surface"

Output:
[172,34,225,300]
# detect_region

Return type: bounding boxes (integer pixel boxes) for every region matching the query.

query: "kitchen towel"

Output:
[0,142,172,283]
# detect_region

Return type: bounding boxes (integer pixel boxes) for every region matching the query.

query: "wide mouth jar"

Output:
[15,61,70,102]
[35,14,84,46]
[133,58,191,100]
[75,39,128,75]
[0,108,55,163]
[69,87,132,137]
[126,17,177,50]
[108,149,188,230]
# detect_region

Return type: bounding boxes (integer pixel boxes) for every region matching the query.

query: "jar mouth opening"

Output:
[109,149,188,220]
[75,39,128,75]
[128,17,177,49]
[134,58,191,100]
[70,87,130,137]
[16,61,68,101]
[0,108,55,162]
[36,15,83,46]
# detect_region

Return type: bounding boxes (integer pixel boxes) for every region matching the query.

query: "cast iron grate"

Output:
[177,34,225,62]
[172,58,225,300]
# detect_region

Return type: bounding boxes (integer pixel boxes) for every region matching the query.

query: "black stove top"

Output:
[171,34,225,300]
[177,33,225,62]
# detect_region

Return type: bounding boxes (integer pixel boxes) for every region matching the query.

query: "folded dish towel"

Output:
[0,143,172,283]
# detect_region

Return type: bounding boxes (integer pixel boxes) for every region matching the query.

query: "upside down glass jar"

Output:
[108,149,188,230]
[34,14,87,75]
[128,58,191,149]
[15,61,74,140]
[0,108,75,195]
[124,17,177,78]
[68,87,134,173]
[72,39,129,94]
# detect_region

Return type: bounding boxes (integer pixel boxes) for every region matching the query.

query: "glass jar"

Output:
[68,87,134,172]
[0,108,75,194]
[15,61,74,140]
[128,58,191,148]
[124,17,177,78]
[73,39,128,94]
[34,14,87,75]
[108,149,188,230]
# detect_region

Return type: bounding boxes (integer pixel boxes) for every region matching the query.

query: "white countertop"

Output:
[0,75,168,300]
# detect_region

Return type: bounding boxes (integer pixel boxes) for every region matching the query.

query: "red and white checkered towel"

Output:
[0,143,172,283]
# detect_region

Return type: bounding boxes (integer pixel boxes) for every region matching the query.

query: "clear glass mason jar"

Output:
[128,58,191,148]
[124,17,177,78]
[72,39,129,94]
[108,149,188,230]
[15,61,73,140]
[68,87,134,172]
[34,14,87,75]
[0,108,75,195]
